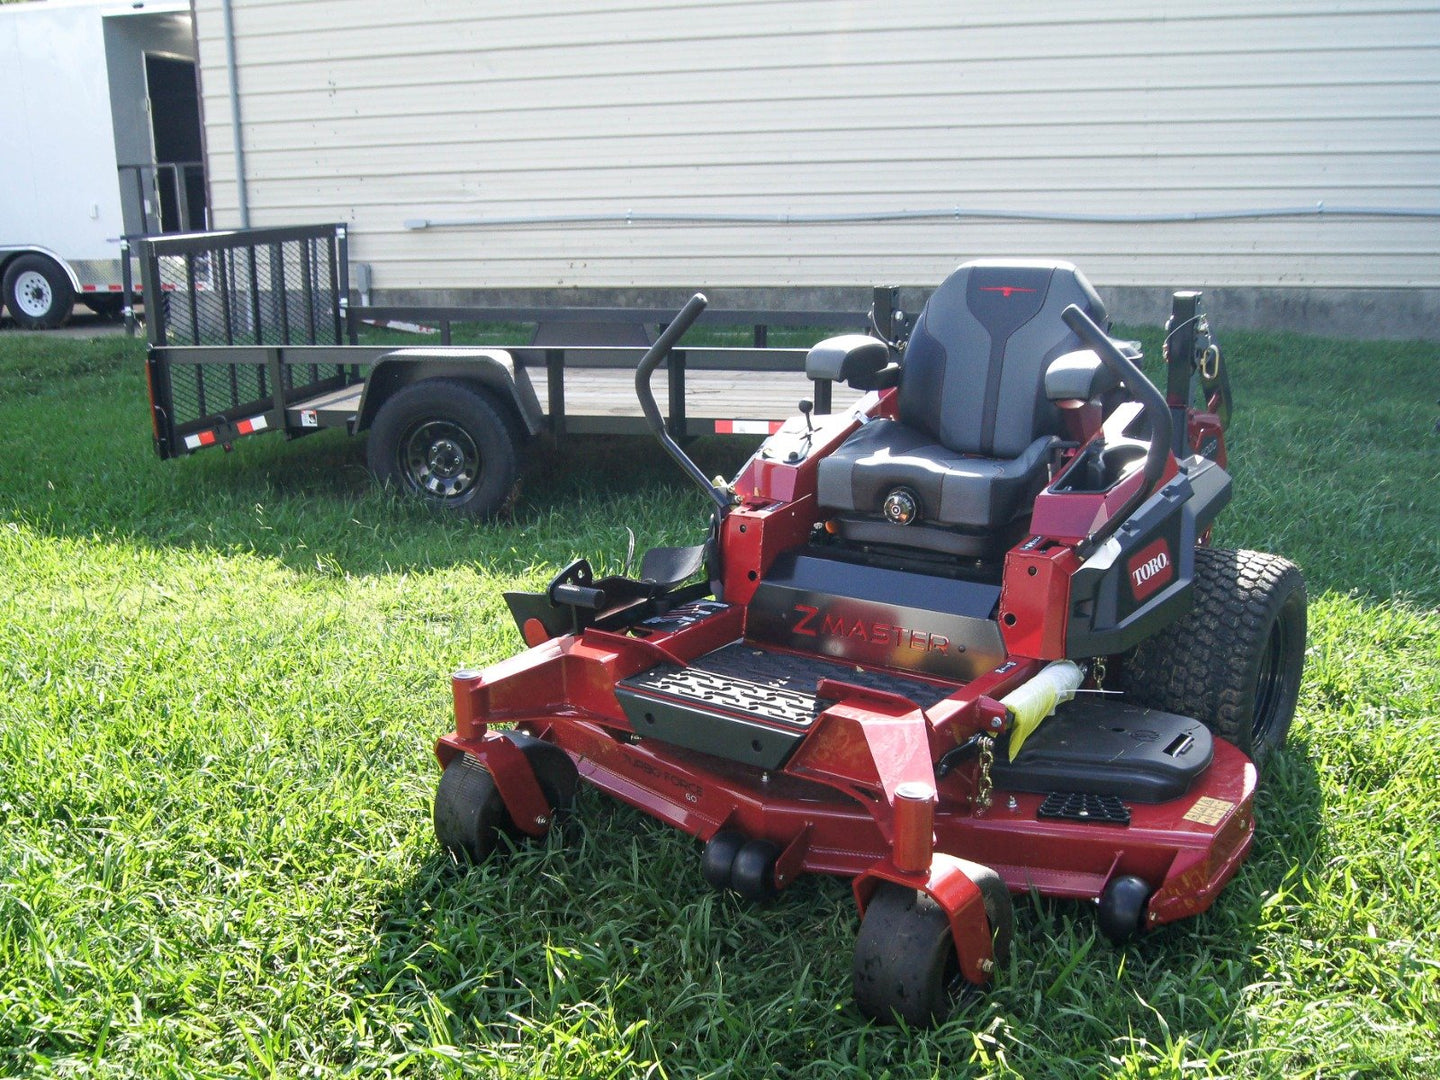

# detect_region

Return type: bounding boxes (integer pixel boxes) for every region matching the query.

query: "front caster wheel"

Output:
[1098,874,1151,945]
[853,867,1013,1028]
[853,883,960,1028]
[433,731,578,863]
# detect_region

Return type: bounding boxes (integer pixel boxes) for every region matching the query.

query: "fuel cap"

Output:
[882,487,920,525]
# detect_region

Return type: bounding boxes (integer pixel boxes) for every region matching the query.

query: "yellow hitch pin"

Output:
[1000,660,1084,760]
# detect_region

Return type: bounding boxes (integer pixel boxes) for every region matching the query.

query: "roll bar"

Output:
[1060,304,1175,558]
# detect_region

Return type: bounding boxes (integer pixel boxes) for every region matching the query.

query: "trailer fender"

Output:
[0,245,82,293]
[356,349,544,436]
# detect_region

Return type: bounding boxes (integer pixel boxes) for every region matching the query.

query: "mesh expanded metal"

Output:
[154,229,349,431]
[154,235,340,348]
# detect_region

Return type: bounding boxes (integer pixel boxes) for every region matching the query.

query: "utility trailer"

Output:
[140,224,881,515]
[1,0,206,329]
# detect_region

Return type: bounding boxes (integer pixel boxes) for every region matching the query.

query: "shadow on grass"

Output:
[2,405,754,580]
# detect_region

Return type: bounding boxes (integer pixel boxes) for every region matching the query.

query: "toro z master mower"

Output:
[430,260,1307,1027]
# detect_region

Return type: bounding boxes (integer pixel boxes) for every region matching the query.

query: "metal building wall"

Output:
[193,0,1440,322]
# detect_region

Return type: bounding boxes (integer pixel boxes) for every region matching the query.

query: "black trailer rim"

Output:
[1252,614,1291,744]
[401,420,480,499]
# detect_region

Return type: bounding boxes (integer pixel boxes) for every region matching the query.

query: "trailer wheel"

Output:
[433,731,578,863]
[1119,547,1306,774]
[83,295,125,320]
[368,379,520,518]
[3,254,75,330]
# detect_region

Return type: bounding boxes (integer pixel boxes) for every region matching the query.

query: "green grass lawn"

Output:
[1,321,1437,1079]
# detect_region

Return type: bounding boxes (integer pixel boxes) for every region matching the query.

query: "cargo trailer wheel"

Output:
[1119,547,1306,773]
[83,295,125,319]
[368,379,520,518]
[3,254,75,330]
[433,731,578,863]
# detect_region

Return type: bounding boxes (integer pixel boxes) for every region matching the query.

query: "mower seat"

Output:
[816,259,1110,556]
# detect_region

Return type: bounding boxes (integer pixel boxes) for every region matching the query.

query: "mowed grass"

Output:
[0,320,1437,1080]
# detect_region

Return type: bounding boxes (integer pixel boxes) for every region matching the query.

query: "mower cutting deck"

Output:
[429,260,1306,1027]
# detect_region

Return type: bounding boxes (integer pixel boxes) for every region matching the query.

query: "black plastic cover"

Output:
[990,697,1213,804]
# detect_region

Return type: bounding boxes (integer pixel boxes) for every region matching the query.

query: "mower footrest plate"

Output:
[1036,791,1132,826]
[616,641,954,770]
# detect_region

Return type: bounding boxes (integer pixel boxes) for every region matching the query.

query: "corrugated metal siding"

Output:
[193,0,1440,292]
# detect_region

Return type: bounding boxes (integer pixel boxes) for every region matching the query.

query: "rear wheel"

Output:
[1120,547,1306,773]
[368,379,521,518]
[4,254,75,330]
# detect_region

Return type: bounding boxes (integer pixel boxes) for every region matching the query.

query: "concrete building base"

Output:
[367,285,1440,341]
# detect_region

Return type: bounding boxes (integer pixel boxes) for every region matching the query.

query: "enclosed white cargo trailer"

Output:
[0,0,204,328]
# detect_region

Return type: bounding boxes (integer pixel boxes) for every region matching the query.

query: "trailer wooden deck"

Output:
[285,355,865,436]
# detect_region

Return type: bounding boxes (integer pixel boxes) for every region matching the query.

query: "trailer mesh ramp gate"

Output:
[140,224,359,457]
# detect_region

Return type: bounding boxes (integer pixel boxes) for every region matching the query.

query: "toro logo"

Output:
[1127,538,1174,601]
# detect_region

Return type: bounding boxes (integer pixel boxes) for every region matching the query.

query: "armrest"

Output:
[805,334,899,390]
[1045,348,1121,402]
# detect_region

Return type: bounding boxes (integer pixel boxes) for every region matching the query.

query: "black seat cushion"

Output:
[817,259,1108,534]
[815,420,1057,531]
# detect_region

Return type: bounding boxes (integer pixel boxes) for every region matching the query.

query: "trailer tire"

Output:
[367,379,520,518]
[3,254,75,330]
[1118,547,1306,774]
[83,295,125,320]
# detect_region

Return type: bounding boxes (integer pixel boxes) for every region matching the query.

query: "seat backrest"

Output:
[898,260,1108,459]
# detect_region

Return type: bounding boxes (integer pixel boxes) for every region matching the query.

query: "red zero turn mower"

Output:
[431,260,1307,1027]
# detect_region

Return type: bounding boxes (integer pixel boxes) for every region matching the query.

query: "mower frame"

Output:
[430,267,1299,1027]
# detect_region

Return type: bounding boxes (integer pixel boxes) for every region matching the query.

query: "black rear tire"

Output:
[1119,546,1306,773]
[367,379,521,518]
[4,254,75,330]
